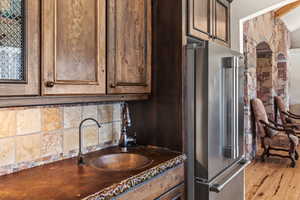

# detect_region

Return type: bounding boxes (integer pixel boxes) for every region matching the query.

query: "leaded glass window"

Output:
[0,0,25,82]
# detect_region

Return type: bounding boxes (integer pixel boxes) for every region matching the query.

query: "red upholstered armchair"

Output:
[251,98,299,167]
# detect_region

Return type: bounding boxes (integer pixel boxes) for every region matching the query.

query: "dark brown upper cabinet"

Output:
[188,0,231,47]
[213,0,230,47]
[41,0,106,95]
[0,0,40,96]
[188,0,212,41]
[107,0,152,94]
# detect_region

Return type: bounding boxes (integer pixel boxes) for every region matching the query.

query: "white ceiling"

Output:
[280,6,300,48]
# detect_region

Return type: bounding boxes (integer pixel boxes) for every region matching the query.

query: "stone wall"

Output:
[0,102,122,176]
[243,11,290,159]
[256,44,273,119]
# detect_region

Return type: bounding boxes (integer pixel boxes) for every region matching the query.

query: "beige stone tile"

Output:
[0,110,16,138]
[113,103,121,121]
[63,129,79,153]
[41,131,63,157]
[0,138,15,166]
[98,104,113,123]
[16,134,41,163]
[112,122,122,144]
[83,125,98,147]
[16,109,41,135]
[99,123,113,144]
[42,107,62,132]
[63,106,82,129]
[82,105,98,125]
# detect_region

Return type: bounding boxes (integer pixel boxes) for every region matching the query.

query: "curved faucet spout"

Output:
[78,118,102,165]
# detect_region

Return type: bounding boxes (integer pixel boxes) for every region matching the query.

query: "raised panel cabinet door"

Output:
[107,0,151,94]
[42,0,106,95]
[157,183,185,200]
[188,0,212,40]
[0,0,39,96]
[214,0,230,47]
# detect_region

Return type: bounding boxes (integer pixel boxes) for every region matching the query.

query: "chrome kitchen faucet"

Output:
[119,103,136,152]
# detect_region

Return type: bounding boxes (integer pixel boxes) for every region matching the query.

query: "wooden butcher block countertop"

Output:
[0,146,185,200]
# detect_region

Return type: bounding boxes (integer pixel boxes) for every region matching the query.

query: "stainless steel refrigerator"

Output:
[185,39,250,200]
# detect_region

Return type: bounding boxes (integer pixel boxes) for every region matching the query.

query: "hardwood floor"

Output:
[246,147,300,200]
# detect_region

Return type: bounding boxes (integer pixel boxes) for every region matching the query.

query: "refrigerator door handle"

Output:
[233,56,239,159]
[222,56,240,159]
[210,160,250,193]
[232,56,238,159]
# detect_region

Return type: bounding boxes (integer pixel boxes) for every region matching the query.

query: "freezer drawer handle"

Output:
[210,160,250,193]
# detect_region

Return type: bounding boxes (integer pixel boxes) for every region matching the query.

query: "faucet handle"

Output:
[128,132,137,146]
[124,103,131,127]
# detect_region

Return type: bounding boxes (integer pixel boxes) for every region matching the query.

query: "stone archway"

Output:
[277,53,288,97]
[256,42,274,119]
[243,11,291,159]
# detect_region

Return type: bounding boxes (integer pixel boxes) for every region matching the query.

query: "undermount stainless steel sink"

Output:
[90,153,152,171]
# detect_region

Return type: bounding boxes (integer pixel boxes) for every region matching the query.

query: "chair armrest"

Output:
[283,123,300,127]
[270,119,300,128]
[268,119,285,128]
[287,111,300,118]
[282,111,300,119]
[259,120,296,137]
[259,120,285,131]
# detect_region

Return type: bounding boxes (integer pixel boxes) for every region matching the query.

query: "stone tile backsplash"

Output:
[0,102,122,176]
[0,110,16,138]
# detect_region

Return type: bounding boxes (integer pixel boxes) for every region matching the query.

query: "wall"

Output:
[288,48,300,107]
[0,102,122,176]
[231,0,296,52]
[243,11,290,159]
[291,29,300,48]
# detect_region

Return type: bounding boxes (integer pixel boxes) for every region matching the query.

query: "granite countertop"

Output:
[0,146,186,200]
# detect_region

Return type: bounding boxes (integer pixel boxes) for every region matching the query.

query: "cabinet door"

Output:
[107,0,151,94]
[188,0,212,40]
[42,0,106,95]
[0,0,39,96]
[213,0,230,47]
[157,183,185,200]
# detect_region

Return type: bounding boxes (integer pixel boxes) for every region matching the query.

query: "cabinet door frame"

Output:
[0,0,40,96]
[187,0,213,40]
[107,0,152,94]
[41,0,106,96]
[213,0,231,47]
